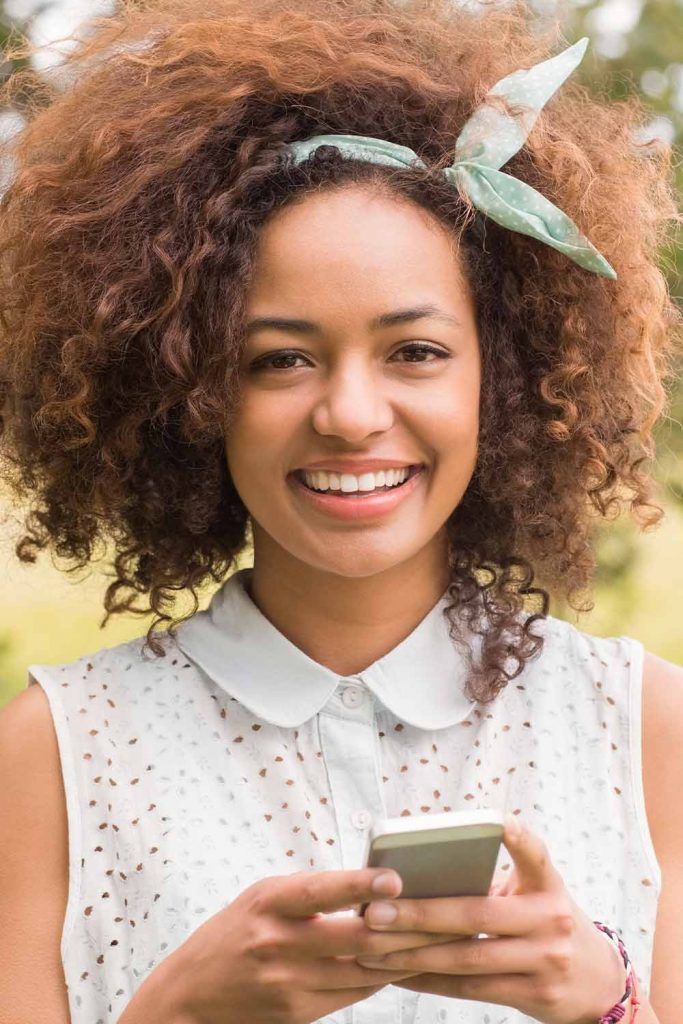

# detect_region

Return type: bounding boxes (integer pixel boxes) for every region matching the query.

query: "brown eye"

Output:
[250,350,309,372]
[393,344,450,363]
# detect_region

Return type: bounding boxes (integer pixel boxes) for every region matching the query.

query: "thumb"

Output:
[502,813,564,895]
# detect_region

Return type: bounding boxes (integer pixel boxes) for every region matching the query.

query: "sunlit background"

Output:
[0,0,681,707]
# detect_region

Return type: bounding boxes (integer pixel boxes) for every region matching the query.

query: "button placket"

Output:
[318,682,400,1024]
[341,683,366,709]
[351,809,372,830]
[318,682,379,871]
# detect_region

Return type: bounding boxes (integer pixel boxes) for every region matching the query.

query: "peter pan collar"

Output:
[174,567,476,730]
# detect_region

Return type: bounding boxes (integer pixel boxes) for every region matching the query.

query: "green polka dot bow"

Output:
[286,37,616,279]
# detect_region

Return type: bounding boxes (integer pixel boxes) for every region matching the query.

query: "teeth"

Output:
[302,466,412,493]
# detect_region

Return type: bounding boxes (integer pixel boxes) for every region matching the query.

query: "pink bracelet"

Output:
[593,921,640,1023]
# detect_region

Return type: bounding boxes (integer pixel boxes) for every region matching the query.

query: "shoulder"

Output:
[0,682,68,879]
[525,611,636,674]
[641,650,683,864]
[0,681,64,797]
[26,629,177,697]
[527,620,683,856]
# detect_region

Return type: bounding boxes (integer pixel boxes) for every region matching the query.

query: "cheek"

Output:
[225,396,288,474]
[427,388,480,491]
[427,385,480,445]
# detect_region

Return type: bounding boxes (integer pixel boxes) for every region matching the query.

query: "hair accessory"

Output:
[593,921,640,1022]
[285,37,616,279]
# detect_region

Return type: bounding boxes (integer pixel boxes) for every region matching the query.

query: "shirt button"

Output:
[341,684,365,708]
[351,810,372,830]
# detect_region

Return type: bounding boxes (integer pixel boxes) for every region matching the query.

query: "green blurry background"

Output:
[0,0,681,708]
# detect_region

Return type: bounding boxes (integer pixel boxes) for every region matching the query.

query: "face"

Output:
[224,186,481,581]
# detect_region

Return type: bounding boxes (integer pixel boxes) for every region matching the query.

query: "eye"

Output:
[392,343,450,364]
[249,343,450,372]
[250,350,308,372]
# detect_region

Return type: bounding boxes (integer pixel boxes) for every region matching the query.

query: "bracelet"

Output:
[593,921,640,1023]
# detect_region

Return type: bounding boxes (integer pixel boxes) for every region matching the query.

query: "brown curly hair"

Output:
[0,0,679,702]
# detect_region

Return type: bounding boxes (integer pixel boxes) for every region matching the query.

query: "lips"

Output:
[288,462,426,520]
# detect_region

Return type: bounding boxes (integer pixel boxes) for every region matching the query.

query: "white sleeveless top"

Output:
[28,567,661,1024]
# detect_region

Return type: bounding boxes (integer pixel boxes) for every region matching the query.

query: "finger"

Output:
[357,935,537,973]
[299,954,419,989]
[364,890,550,936]
[262,868,402,918]
[286,913,457,958]
[502,815,564,894]
[395,970,534,1006]
[489,866,520,898]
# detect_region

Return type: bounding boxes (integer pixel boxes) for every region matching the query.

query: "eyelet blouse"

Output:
[28,567,660,1024]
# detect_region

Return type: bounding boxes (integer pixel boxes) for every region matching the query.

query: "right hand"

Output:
[160,866,448,1024]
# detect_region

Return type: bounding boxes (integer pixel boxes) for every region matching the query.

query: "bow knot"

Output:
[285,37,616,280]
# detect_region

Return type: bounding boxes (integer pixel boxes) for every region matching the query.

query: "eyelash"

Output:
[250,343,450,372]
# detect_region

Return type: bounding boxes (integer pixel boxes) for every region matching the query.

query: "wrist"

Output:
[570,922,638,1024]
[592,921,638,1024]
[572,992,637,1024]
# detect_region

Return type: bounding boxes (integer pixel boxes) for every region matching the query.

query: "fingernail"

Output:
[372,872,401,895]
[368,901,398,925]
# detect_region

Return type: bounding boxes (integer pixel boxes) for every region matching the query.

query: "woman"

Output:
[0,0,680,1022]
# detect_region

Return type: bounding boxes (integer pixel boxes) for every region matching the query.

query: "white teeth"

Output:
[302,467,412,493]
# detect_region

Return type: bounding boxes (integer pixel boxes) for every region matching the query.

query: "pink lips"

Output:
[289,465,425,521]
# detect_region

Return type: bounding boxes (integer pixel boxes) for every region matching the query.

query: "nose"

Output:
[310,361,394,442]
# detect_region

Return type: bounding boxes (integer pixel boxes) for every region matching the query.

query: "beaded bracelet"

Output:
[593,921,640,1023]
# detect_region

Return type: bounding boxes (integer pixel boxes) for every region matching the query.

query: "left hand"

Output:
[355,814,629,1024]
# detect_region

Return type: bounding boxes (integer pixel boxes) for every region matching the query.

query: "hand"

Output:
[354,815,629,1024]
[155,865,453,1024]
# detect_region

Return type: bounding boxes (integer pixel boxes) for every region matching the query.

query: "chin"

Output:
[287,538,428,578]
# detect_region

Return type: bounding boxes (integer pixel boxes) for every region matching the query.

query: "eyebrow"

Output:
[244,303,462,337]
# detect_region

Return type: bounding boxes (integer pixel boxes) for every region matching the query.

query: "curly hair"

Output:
[0,0,679,702]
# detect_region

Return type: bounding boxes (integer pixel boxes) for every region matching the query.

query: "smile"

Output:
[288,465,426,521]
[294,464,423,495]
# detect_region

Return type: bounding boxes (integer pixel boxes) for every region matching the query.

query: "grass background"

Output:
[2,492,682,710]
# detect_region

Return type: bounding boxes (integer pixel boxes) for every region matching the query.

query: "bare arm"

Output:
[641,650,683,1024]
[0,684,71,1023]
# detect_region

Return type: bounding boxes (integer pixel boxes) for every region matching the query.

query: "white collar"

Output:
[174,568,476,730]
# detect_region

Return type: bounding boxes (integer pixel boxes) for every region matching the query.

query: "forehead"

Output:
[246,187,472,316]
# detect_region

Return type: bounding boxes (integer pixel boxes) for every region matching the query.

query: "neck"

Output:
[247,528,452,678]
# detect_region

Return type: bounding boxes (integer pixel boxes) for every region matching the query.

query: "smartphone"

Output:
[357,807,505,917]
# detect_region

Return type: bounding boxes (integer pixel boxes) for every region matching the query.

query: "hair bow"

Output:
[285,37,616,279]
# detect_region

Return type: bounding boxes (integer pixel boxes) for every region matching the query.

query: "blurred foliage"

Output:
[564,0,683,510]
[0,0,680,703]
[575,0,683,167]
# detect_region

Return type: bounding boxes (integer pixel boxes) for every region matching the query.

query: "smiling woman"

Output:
[224,188,480,593]
[0,1,681,1024]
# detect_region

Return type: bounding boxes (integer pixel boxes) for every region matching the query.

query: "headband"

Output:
[285,37,616,280]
